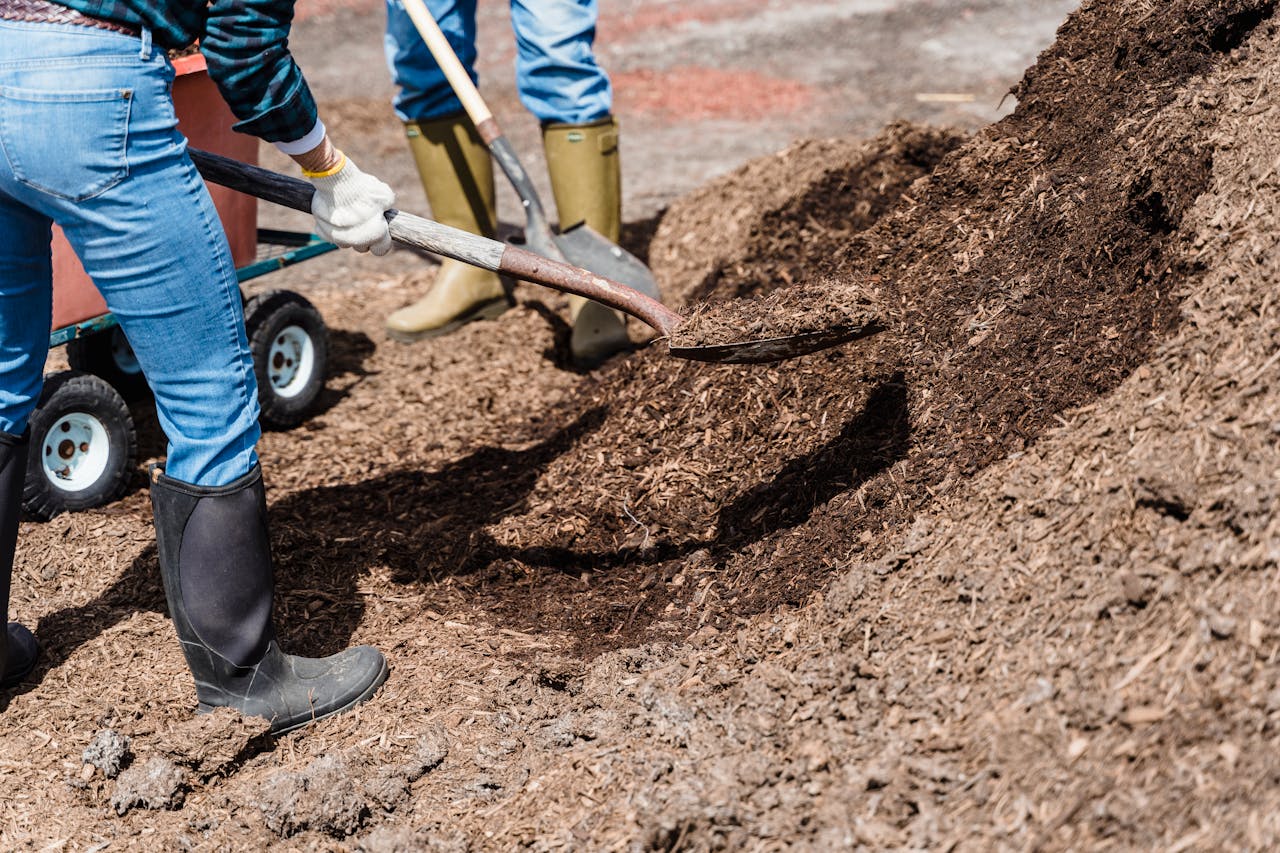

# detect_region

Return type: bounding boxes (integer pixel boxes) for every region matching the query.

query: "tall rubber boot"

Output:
[386,115,510,343]
[543,115,631,368]
[150,466,388,734]
[0,431,38,690]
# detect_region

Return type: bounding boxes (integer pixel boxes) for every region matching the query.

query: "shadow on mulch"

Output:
[484,373,912,569]
[306,328,378,420]
[19,371,909,680]
[17,407,606,676]
[251,406,611,656]
[272,374,909,654]
[26,544,166,695]
[716,373,909,547]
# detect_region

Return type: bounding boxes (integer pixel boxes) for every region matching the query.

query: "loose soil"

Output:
[5,0,1280,849]
[666,275,883,350]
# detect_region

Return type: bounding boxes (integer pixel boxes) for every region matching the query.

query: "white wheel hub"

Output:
[41,412,110,493]
[268,325,315,399]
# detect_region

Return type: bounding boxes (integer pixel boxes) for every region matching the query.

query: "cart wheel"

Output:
[24,371,137,521]
[244,290,329,430]
[66,326,152,402]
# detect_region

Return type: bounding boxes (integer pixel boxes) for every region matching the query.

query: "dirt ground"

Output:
[8,0,1280,849]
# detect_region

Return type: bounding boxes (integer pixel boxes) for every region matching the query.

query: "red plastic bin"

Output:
[50,53,258,331]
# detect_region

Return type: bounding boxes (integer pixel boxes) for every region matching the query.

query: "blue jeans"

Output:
[0,21,261,487]
[384,0,612,124]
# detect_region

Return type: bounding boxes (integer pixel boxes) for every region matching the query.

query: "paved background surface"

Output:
[257,0,1080,286]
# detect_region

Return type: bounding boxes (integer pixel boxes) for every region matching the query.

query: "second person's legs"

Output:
[384,0,511,341]
[511,0,629,366]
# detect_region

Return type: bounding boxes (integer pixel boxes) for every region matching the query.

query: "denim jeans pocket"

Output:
[0,84,133,201]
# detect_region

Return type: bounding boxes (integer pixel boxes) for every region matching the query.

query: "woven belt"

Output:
[0,0,139,36]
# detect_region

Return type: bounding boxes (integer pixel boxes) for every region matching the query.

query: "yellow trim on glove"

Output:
[301,152,347,179]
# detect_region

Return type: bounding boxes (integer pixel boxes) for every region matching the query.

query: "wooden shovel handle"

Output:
[187,148,683,337]
[399,0,500,143]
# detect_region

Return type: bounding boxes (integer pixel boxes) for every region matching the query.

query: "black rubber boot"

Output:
[1,431,39,690]
[150,465,387,734]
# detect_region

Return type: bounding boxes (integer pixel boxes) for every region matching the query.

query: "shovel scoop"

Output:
[190,149,877,364]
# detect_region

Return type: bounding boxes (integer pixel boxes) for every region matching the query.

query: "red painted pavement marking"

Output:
[615,66,815,122]
[598,0,765,45]
[291,0,768,42]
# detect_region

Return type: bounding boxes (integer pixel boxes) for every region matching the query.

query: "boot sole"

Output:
[386,297,511,344]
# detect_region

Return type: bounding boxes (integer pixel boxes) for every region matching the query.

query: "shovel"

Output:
[398,0,661,302]
[190,148,874,364]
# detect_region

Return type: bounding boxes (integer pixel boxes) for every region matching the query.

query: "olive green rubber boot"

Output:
[386,115,510,343]
[543,116,631,368]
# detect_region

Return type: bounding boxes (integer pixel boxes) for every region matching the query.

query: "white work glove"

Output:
[305,154,396,255]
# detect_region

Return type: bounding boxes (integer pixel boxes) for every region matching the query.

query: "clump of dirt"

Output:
[87,709,273,818]
[258,733,447,839]
[355,825,471,853]
[158,709,272,779]
[360,730,449,813]
[260,753,369,838]
[82,729,131,779]
[111,756,186,815]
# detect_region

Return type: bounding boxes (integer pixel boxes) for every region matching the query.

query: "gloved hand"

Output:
[305,154,396,255]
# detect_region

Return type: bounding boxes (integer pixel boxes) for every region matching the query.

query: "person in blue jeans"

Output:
[383,0,630,367]
[0,0,396,734]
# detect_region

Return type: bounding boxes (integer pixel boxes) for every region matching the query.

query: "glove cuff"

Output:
[301,151,348,180]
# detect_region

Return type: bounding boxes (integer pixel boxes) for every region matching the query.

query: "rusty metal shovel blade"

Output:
[189,148,869,365]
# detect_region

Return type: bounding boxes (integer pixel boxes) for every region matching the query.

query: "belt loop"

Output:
[139,25,152,59]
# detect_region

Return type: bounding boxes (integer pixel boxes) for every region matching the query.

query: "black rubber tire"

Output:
[244,290,329,431]
[66,326,152,402]
[24,371,138,521]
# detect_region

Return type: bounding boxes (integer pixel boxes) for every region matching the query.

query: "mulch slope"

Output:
[651,123,969,311]
[4,0,1279,848]
[469,0,1249,650]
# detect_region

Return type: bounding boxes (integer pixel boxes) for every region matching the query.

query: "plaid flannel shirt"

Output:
[56,0,318,143]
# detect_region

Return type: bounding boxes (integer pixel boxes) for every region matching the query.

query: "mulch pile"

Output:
[4,0,1280,849]
[465,0,1238,647]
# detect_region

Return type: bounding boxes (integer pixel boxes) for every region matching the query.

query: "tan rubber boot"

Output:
[386,116,510,343]
[542,116,631,368]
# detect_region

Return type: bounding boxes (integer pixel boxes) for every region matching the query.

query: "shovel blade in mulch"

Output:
[668,322,883,364]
